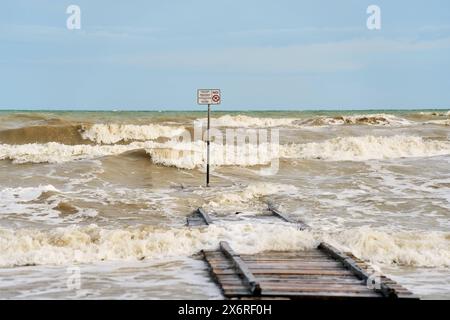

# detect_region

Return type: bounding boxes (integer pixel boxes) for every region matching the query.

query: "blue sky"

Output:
[0,0,449,110]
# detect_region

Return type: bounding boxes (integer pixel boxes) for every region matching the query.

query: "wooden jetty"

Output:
[194,205,419,300]
[187,207,213,226]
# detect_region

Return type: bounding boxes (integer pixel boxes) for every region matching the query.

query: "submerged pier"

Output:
[188,205,419,300]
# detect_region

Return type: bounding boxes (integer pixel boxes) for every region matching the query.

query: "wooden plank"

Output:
[198,207,213,225]
[219,274,365,282]
[229,284,378,294]
[240,251,327,258]
[318,242,415,299]
[208,257,334,263]
[224,280,367,288]
[214,260,345,270]
[267,202,310,230]
[224,290,382,299]
[218,275,363,282]
[186,208,213,226]
[212,268,356,276]
[219,241,261,295]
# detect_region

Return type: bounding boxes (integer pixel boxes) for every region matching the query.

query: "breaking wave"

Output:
[425,119,450,126]
[419,111,450,117]
[281,135,450,161]
[147,135,450,168]
[299,114,413,126]
[325,226,450,267]
[0,125,86,145]
[195,115,299,128]
[0,123,187,145]
[0,142,139,164]
[0,224,316,267]
[196,114,413,128]
[0,223,448,268]
[1,135,449,166]
[80,123,186,144]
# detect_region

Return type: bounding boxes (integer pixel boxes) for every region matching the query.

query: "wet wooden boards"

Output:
[187,207,213,226]
[187,203,306,227]
[202,241,418,300]
[192,206,419,299]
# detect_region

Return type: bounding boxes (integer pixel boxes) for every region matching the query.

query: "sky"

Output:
[0,0,449,110]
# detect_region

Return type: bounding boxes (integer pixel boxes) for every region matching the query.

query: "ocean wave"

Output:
[1,135,449,166]
[145,140,278,169]
[0,223,316,267]
[195,115,298,128]
[424,119,450,126]
[0,125,86,145]
[281,135,450,161]
[299,114,413,126]
[0,142,140,164]
[325,226,450,267]
[147,135,450,168]
[195,114,413,128]
[419,111,450,117]
[0,223,447,268]
[80,123,186,144]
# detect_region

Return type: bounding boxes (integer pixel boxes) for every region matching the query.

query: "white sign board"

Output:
[197,89,221,105]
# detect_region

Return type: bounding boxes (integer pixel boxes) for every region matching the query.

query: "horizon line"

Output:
[0,108,449,112]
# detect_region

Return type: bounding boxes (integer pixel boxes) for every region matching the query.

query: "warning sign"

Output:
[197,89,221,105]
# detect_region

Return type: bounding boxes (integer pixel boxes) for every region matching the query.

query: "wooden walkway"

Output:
[189,205,419,300]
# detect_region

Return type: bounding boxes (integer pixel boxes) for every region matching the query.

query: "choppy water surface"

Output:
[0,110,449,299]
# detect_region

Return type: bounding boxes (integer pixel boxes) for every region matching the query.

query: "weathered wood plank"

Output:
[186,207,213,226]
[318,242,417,299]
[241,252,329,258]
[213,261,346,270]
[219,274,366,282]
[212,268,356,276]
[198,207,213,225]
[223,290,382,299]
[219,241,261,295]
[224,285,379,294]
[267,202,310,230]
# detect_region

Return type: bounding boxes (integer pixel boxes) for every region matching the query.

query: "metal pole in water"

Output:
[206,103,210,187]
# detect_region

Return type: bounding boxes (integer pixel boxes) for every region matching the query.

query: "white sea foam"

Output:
[1,223,448,268]
[147,135,450,168]
[0,142,140,163]
[0,223,316,267]
[145,140,277,169]
[0,185,59,202]
[195,115,298,128]
[195,114,412,128]
[1,136,449,166]
[81,123,186,144]
[424,119,450,126]
[325,226,450,267]
[419,111,450,117]
[280,135,450,161]
[0,185,98,223]
[207,183,298,208]
[299,114,413,126]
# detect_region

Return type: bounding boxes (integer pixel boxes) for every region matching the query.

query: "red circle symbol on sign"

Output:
[212,95,220,102]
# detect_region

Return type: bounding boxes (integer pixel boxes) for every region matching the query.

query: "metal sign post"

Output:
[206,103,211,187]
[197,89,221,187]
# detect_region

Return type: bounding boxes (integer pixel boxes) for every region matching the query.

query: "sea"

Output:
[0,109,449,299]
